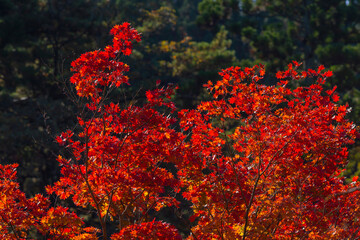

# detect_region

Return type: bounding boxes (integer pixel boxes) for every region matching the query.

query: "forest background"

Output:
[0,0,359,213]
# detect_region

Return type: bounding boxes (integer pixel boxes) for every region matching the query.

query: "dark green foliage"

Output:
[197,0,225,27]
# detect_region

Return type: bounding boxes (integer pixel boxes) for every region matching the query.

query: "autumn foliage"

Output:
[0,23,359,239]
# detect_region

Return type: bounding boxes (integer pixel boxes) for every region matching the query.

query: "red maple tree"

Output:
[177,62,359,239]
[0,23,359,239]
